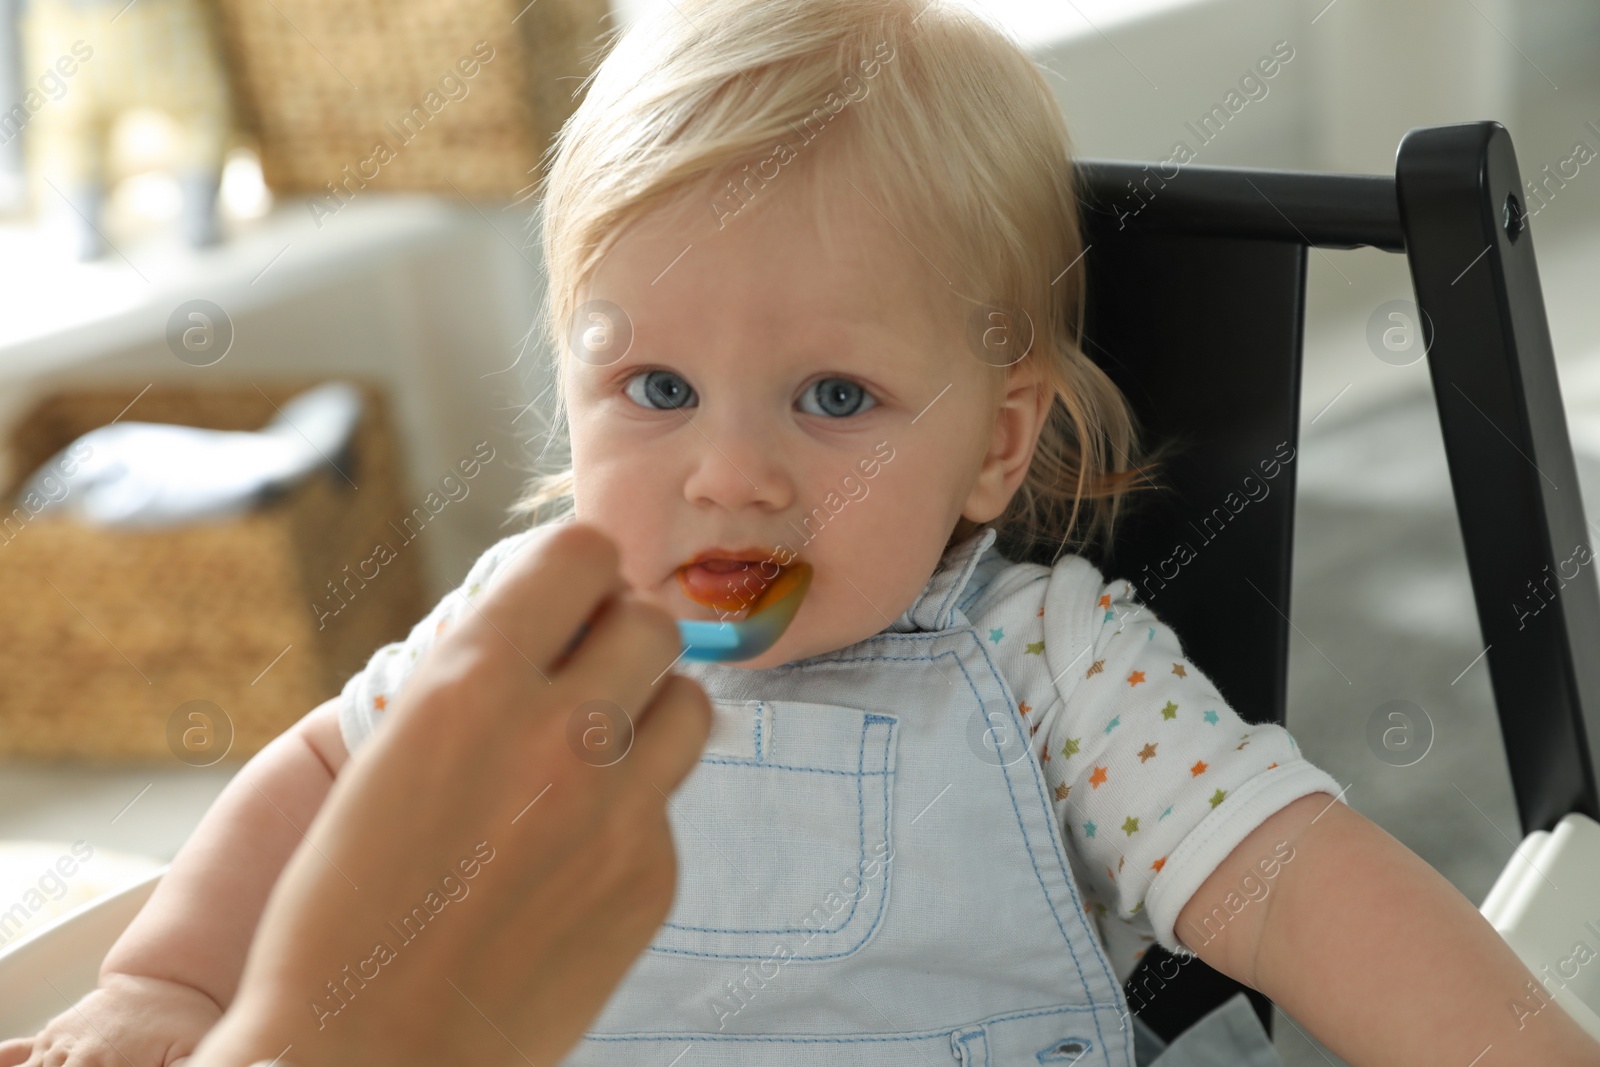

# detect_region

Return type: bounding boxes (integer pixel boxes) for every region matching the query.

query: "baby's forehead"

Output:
[585,183,955,358]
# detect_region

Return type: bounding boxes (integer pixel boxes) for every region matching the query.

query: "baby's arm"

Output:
[100,697,350,1002]
[1180,792,1600,1066]
[0,699,350,1067]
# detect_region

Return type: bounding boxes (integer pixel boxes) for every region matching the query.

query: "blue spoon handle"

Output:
[556,617,744,662]
[676,619,742,655]
[555,617,747,662]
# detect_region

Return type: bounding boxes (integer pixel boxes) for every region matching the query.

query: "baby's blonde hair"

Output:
[511,0,1170,563]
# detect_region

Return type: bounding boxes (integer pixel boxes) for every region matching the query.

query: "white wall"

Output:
[0,197,550,598]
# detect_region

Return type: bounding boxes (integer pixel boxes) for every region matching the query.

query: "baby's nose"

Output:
[679,420,795,513]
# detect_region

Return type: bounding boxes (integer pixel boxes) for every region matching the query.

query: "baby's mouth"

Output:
[675,557,787,615]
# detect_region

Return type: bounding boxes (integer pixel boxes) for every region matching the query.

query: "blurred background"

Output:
[0,0,1596,1061]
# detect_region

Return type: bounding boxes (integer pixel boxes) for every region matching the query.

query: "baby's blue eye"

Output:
[624,370,697,410]
[800,378,876,418]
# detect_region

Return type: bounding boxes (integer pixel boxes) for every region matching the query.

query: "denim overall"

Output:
[559,535,1138,1067]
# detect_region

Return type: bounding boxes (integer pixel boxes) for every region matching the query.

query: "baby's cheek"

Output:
[812,579,892,646]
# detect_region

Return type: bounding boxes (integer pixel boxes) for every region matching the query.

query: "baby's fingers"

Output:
[0,1036,33,1067]
[167,1031,211,1067]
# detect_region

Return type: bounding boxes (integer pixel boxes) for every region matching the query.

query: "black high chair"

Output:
[1058,121,1600,1044]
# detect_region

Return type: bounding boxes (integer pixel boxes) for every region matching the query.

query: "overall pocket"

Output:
[649,698,898,962]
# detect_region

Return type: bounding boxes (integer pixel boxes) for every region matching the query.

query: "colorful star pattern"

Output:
[1011,576,1337,986]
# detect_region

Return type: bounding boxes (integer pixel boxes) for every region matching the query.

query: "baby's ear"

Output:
[962,369,1051,524]
[1008,364,1055,441]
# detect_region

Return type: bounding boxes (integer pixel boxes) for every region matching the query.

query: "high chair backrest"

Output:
[1053,121,1600,1043]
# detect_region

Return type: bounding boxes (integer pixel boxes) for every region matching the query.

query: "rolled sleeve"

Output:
[1146,757,1344,959]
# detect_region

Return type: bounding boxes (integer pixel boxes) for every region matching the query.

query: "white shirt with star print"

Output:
[955,539,1348,984]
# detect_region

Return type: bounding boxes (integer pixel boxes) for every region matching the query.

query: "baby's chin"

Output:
[728,613,886,671]
[726,645,816,671]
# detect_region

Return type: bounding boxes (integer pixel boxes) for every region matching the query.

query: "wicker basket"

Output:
[212,0,613,199]
[0,380,426,763]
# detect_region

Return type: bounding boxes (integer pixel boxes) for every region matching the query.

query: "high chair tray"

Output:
[1478,812,1600,1042]
[0,865,167,1040]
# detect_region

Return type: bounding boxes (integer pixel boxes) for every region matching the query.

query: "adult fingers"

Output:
[454,521,629,682]
[555,591,686,735]
[627,672,713,797]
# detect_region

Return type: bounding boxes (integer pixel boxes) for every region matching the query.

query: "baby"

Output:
[8,1,1600,1065]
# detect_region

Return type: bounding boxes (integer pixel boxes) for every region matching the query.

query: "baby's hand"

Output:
[0,973,222,1067]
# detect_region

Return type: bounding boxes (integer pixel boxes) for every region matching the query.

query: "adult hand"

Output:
[187,522,711,1067]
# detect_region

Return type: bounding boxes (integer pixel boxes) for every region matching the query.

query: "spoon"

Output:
[553,563,813,668]
[677,562,812,662]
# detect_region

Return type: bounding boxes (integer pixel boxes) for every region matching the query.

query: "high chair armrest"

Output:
[0,864,166,1040]
[1478,812,1600,1043]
